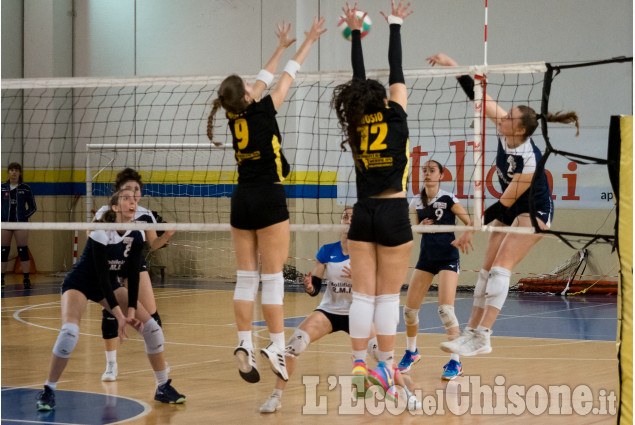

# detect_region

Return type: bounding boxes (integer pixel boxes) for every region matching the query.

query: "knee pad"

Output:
[17,246,29,262]
[52,323,79,358]
[141,318,164,354]
[151,311,162,328]
[484,266,511,310]
[233,270,259,302]
[374,293,400,336]
[403,306,420,327]
[438,304,459,331]
[1,246,9,263]
[101,310,119,339]
[285,328,310,357]
[261,272,284,305]
[473,268,490,309]
[349,292,376,339]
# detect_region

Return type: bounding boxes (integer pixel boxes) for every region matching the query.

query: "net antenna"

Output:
[529,56,634,250]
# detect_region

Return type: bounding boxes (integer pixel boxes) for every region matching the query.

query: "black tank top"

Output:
[227,95,290,185]
[353,101,410,198]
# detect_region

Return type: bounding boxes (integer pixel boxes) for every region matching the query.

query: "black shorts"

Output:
[415,258,460,275]
[348,198,413,247]
[498,197,554,228]
[230,184,289,230]
[315,309,350,334]
[62,276,124,304]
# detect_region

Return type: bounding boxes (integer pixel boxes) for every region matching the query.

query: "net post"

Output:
[472,70,486,230]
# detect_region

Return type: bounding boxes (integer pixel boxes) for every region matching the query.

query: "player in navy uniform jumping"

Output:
[331,0,414,402]
[398,160,473,380]
[207,17,326,384]
[36,189,184,412]
[94,168,174,382]
[259,207,380,413]
[427,53,579,356]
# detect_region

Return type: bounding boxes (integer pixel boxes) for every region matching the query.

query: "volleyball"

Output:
[338,11,372,41]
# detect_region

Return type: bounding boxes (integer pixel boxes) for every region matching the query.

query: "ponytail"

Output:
[207,98,223,143]
[546,111,580,136]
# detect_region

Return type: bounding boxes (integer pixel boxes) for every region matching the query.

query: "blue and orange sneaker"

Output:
[397,349,422,373]
[352,360,371,399]
[368,361,398,402]
[441,359,463,381]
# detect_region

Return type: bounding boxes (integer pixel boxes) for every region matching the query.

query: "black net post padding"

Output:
[607,116,623,251]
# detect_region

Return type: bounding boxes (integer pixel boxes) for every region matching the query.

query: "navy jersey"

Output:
[227,95,290,185]
[65,230,144,307]
[495,136,553,217]
[354,101,410,199]
[315,241,352,315]
[410,189,460,262]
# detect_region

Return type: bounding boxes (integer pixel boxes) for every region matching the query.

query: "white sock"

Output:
[272,388,283,398]
[270,332,286,350]
[378,350,395,369]
[476,325,491,334]
[105,350,117,363]
[450,353,460,362]
[406,337,417,352]
[238,331,253,348]
[45,381,57,390]
[352,350,367,362]
[154,368,169,386]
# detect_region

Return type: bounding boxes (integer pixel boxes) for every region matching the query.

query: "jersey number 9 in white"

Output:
[234,119,249,150]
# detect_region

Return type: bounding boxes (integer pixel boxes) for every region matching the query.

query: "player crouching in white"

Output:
[260,208,380,413]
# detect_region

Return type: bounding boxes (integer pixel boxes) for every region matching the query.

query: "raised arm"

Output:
[426,53,507,127]
[270,16,326,110]
[380,0,413,110]
[342,2,367,80]
[252,21,297,100]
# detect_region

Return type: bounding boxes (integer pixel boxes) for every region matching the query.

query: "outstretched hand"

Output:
[305,16,327,42]
[451,231,474,254]
[380,0,413,22]
[426,53,458,67]
[341,2,366,31]
[275,20,296,48]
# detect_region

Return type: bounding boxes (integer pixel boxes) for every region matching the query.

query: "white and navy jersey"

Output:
[410,189,460,262]
[315,241,353,316]
[496,136,552,209]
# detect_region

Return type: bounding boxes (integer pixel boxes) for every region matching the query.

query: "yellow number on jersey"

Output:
[234,118,249,150]
[357,123,388,152]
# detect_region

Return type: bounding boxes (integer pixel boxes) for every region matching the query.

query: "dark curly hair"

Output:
[331,79,387,169]
[114,168,143,192]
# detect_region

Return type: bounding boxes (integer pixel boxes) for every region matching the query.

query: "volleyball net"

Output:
[0,59,628,283]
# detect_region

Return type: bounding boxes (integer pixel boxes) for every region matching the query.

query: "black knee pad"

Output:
[151,311,162,328]
[17,246,30,262]
[1,246,9,263]
[101,310,119,339]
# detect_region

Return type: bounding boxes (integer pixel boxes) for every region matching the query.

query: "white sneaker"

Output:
[259,394,282,413]
[101,361,118,382]
[261,342,289,381]
[440,328,492,356]
[234,343,260,383]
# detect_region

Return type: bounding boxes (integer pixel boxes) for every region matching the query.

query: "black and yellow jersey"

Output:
[353,100,410,198]
[227,95,290,185]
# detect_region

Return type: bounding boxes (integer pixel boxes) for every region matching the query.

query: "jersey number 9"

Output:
[234,118,249,150]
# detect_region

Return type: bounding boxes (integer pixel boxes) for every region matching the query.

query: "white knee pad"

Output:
[485,266,511,310]
[261,272,284,305]
[438,304,459,331]
[349,292,376,339]
[285,328,310,357]
[141,318,165,354]
[233,270,259,302]
[52,323,79,358]
[374,293,400,336]
[403,306,420,327]
[473,268,490,309]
